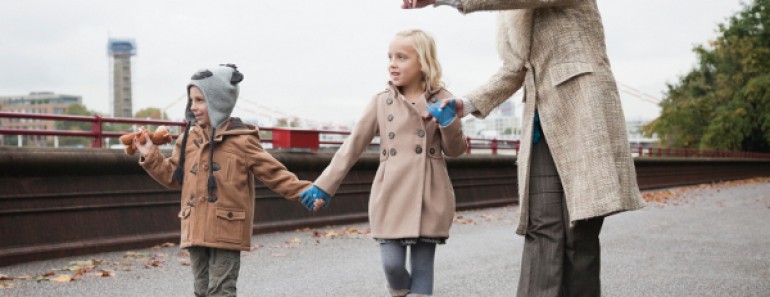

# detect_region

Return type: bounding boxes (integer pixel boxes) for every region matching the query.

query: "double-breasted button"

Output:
[429,148,436,155]
[227,211,233,219]
[387,114,394,121]
[415,146,423,154]
[388,132,395,139]
[382,149,387,156]
[417,130,425,137]
[390,148,397,156]
[386,98,393,105]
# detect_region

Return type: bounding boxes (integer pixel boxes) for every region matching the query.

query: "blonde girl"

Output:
[300,29,466,297]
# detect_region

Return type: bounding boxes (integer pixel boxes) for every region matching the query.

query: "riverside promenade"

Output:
[1,179,769,297]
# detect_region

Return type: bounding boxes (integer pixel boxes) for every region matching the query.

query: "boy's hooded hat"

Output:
[173,64,244,202]
[186,64,244,129]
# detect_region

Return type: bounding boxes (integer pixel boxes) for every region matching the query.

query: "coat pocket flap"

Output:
[549,62,594,87]
[216,209,246,221]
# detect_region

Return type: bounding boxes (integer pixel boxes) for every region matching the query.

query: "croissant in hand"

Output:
[119,126,173,156]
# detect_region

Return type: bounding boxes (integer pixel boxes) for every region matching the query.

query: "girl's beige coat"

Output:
[316,86,467,240]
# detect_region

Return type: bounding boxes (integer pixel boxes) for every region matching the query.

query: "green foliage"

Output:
[644,0,770,152]
[134,107,167,120]
[55,103,96,147]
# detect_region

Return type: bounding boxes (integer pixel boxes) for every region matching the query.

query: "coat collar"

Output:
[386,82,442,103]
[191,117,259,143]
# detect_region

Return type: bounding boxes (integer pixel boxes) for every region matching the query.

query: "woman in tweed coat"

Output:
[404,0,646,296]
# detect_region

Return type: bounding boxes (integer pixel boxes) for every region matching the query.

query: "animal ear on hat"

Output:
[191,69,213,80]
[219,63,244,85]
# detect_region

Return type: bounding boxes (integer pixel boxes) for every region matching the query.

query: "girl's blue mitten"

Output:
[428,100,457,127]
[299,185,331,211]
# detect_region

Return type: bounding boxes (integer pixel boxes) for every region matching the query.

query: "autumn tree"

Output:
[644,0,770,152]
[134,107,167,120]
[54,103,96,147]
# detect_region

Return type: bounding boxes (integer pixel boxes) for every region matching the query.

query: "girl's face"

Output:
[189,86,210,127]
[388,36,422,90]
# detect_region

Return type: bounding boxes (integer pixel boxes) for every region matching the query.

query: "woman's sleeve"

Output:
[314,95,380,196]
[458,0,583,13]
[464,62,526,118]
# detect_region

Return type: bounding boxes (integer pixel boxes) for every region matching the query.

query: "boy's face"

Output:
[189,86,210,127]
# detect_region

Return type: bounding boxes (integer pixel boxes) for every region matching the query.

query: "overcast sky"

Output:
[0,0,745,126]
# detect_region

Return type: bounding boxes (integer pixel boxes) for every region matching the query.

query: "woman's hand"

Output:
[401,0,436,9]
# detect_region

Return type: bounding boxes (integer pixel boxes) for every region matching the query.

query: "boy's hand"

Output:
[313,199,325,212]
[134,131,155,158]
[299,185,331,212]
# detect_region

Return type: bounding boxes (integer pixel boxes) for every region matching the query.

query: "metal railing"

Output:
[1,111,770,158]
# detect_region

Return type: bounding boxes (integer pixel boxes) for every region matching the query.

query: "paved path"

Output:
[2,180,770,296]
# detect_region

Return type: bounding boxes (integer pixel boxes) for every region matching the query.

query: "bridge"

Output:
[1,112,769,269]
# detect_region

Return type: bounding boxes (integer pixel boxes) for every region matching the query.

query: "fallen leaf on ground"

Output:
[0,274,13,281]
[50,275,73,283]
[0,282,15,288]
[481,214,501,221]
[124,251,149,261]
[152,242,176,249]
[95,270,113,277]
[454,216,476,225]
[311,227,371,239]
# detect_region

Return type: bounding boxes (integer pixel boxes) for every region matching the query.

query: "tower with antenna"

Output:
[108,38,136,117]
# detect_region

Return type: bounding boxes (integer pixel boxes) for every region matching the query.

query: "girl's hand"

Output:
[299,185,332,212]
[134,131,154,158]
[423,98,464,123]
[427,99,458,126]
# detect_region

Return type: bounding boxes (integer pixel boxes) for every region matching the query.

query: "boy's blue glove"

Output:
[427,99,457,127]
[299,185,331,211]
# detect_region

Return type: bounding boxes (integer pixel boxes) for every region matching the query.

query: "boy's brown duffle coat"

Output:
[140,118,311,251]
[315,85,467,240]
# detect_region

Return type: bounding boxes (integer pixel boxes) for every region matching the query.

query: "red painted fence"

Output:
[1,111,769,159]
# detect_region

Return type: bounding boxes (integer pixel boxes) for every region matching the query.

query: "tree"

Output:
[134,107,167,120]
[644,0,770,152]
[55,103,96,147]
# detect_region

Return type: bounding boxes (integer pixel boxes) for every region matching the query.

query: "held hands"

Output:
[427,99,458,127]
[299,185,332,212]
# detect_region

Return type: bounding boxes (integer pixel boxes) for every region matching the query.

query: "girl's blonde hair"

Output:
[395,29,444,93]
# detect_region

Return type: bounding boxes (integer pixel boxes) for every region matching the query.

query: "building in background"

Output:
[108,38,136,118]
[0,92,82,146]
[462,99,521,140]
[626,119,658,150]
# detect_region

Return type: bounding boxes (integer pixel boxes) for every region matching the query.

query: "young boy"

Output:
[134,64,327,296]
